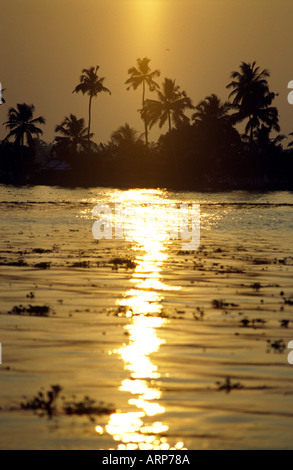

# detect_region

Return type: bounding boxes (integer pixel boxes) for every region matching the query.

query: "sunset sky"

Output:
[1,0,293,145]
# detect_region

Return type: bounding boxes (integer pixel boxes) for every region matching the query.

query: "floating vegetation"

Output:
[266,339,286,353]
[113,306,187,321]
[253,258,271,265]
[114,305,134,318]
[212,299,225,309]
[250,282,262,291]
[249,282,279,291]
[63,396,115,418]
[70,260,90,268]
[34,262,51,269]
[7,304,51,317]
[176,309,186,314]
[0,259,28,267]
[216,377,244,393]
[240,318,250,327]
[26,291,35,299]
[239,318,266,328]
[110,257,137,269]
[32,248,52,254]
[280,319,290,328]
[211,299,239,309]
[20,385,115,420]
[220,266,244,274]
[21,385,62,418]
[193,306,205,320]
[278,257,293,265]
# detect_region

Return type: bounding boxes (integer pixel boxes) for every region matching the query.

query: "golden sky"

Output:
[1,0,293,144]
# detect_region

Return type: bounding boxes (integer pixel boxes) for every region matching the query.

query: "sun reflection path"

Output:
[98,190,186,450]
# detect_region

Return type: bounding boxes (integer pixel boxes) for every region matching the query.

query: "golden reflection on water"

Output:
[101,190,186,450]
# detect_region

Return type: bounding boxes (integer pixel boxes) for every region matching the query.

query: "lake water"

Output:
[0,185,293,449]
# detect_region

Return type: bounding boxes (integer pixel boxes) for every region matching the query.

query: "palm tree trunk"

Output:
[142,81,148,146]
[167,112,179,178]
[249,115,254,145]
[168,112,172,133]
[88,95,92,151]
[20,132,24,171]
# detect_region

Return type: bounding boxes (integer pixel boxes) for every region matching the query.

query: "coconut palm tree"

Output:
[111,123,143,148]
[125,57,160,145]
[226,61,280,141]
[143,78,193,133]
[192,93,236,146]
[254,125,285,150]
[111,123,145,162]
[54,114,95,153]
[3,103,45,147]
[192,94,241,168]
[73,65,111,149]
[192,94,232,126]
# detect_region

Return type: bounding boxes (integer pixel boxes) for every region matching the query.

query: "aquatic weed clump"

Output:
[266,339,286,353]
[21,385,62,418]
[211,299,238,309]
[20,386,115,420]
[34,262,51,269]
[110,257,137,270]
[216,377,244,393]
[8,304,51,317]
[63,396,115,418]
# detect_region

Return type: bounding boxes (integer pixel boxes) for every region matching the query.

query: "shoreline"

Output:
[1,177,293,192]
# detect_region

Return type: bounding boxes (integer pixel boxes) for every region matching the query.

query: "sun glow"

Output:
[130,0,165,52]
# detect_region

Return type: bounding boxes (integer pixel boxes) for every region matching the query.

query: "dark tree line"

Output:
[0,59,293,190]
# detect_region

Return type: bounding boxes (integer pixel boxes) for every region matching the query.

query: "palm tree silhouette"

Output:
[192,94,241,169]
[287,132,293,148]
[226,61,280,142]
[192,94,232,126]
[54,114,95,153]
[143,78,193,133]
[73,66,111,149]
[111,123,143,148]
[125,57,160,146]
[0,84,5,105]
[3,103,45,147]
[254,124,285,150]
